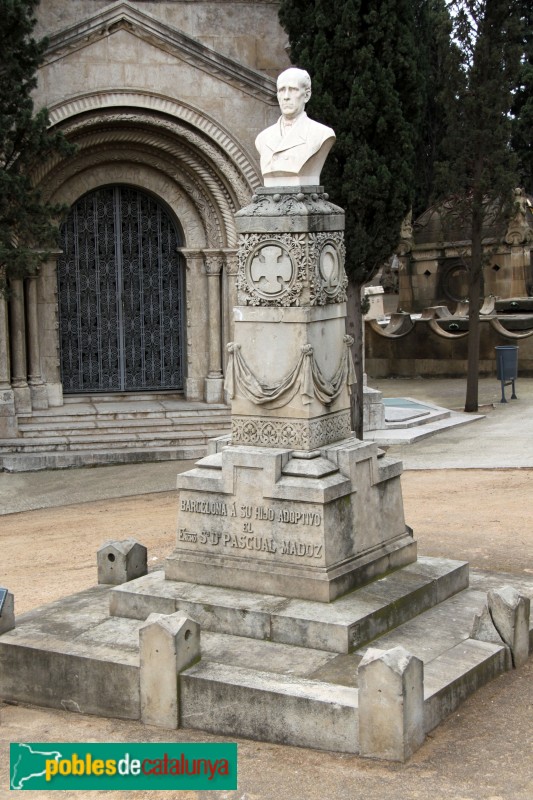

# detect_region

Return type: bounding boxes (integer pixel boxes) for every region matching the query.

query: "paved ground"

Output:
[0,376,532,799]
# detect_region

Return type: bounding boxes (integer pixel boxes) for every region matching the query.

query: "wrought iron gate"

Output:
[58,186,185,393]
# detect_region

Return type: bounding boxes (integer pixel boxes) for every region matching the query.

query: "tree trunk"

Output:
[465,206,484,413]
[346,280,364,439]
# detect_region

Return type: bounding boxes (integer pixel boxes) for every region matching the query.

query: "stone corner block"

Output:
[358,645,425,762]
[488,585,531,668]
[0,591,15,634]
[97,538,147,585]
[207,434,231,455]
[139,612,201,729]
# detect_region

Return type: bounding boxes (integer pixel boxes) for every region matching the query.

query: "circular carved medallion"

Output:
[319,242,341,296]
[246,241,296,299]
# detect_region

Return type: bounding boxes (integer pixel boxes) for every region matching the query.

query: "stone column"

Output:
[203,250,224,404]
[39,253,63,407]
[180,249,207,402]
[0,279,18,437]
[223,249,239,365]
[25,274,48,410]
[9,279,32,414]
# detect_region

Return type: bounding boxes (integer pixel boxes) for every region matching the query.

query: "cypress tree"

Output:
[511,2,533,194]
[0,0,73,295]
[433,0,523,412]
[278,0,425,436]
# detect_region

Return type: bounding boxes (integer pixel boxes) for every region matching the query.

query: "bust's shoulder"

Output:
[304,116,335,141]
[255,119,280,147]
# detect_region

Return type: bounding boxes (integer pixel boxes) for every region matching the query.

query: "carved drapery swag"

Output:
[224,335,356,409]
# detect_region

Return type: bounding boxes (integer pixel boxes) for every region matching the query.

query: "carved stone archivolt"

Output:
[231,410,352,449]
[39,127,235,248]
[47,92,262,192]
[224,336,356,410]
[36,95,262,252]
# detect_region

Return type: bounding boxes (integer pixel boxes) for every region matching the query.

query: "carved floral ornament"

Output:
[236,232,348,307]
[224,335,356,410]
[231,412,352,449]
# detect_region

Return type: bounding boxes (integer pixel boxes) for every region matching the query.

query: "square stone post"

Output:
[139,612,201,729]
[358,645,425,761]
[488,586,531,668]
[0,591,15,634]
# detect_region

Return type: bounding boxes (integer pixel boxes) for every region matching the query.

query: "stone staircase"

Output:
[0,394,231,471]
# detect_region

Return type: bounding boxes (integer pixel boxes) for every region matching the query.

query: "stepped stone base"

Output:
[112,557,469,653]
[0,563,530,756]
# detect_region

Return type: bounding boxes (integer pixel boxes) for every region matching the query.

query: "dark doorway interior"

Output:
[58,185,185,393]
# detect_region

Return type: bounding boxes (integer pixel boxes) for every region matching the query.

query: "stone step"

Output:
[110,556,470,654]
[179,660,360,753]
[385,409,450,429]
[0,445,207,472]
[17,417,231,435]
[366,412,484,445]
[0,428,229,450]
[17,409,230,424]
[0,587,141,719]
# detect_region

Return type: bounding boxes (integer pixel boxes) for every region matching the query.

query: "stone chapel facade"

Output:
[0,0,289,441]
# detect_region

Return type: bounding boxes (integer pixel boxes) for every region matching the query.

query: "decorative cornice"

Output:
[43,1,278,104]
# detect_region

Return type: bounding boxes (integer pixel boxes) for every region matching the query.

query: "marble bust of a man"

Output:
[255,67,336,187]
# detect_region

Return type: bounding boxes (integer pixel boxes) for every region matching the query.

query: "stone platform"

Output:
[0,560,530,756]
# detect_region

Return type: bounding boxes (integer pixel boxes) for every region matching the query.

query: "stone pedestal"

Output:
[165,438,415,602]
[166,187,416,601]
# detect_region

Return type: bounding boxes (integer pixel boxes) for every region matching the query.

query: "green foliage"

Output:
[278,0,424,286]
[0,0,74,292]
[412,0,458,217]
[434,0,522,213]
[430,0,524,412]
[511,2,533,193]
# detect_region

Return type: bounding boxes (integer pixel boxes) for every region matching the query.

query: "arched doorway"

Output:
[58,185,185,393]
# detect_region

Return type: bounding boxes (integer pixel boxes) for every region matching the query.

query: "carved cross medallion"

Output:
[250,244,293,295]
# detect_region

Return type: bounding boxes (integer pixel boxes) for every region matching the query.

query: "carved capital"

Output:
[223,249,239,276]
[203,250,224,276]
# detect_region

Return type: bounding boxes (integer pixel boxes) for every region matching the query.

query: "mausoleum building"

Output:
[0,1,289,459]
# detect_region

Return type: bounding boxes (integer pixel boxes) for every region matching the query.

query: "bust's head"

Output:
[277,68,311,120]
